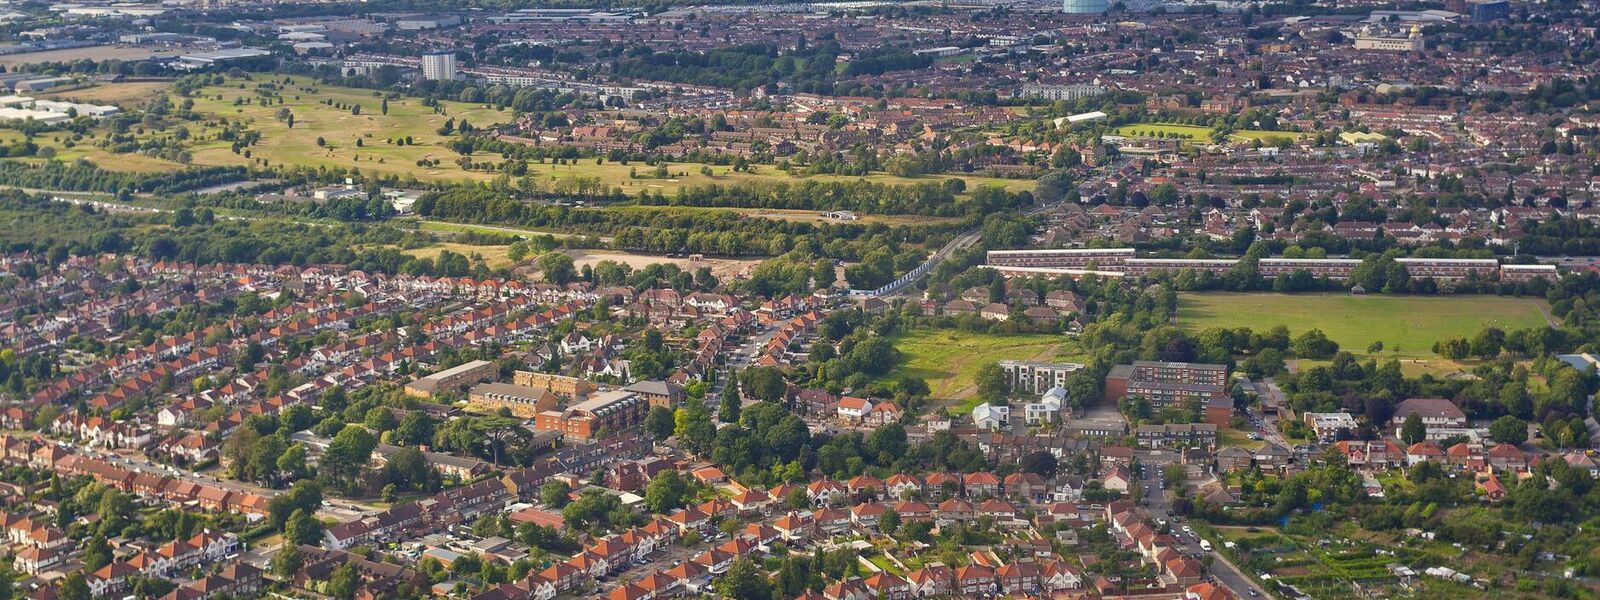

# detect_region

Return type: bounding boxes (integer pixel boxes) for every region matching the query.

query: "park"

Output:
[1176,292,1551,370]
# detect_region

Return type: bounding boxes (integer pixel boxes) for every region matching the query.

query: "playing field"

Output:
[881,328,1082,410]
[1113,122,1302,144]
[1176,293,1550,360]
[1114,123,1213,140]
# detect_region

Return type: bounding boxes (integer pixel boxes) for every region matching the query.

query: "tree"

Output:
[540,481,571,508]
[1021,451,1058,478]
[1400,412,1426,445]
[327,563,360,600]
[538,252,576,285]
[1292,329,1339,359]
[644,405,676,441]
[644,470,690,513]
[321,426,377,492]
[975,362,1008,404]
[719,382,743,424]
[58,573,90,600]
[285,509,323,546]
[82,536,112,571]
[1489,415,1528,445]
[878,508,901,536]
[271,543,303,576]
[674,404,716,456]
[393,412,436,446]
[715,556,772,600]
[740,367,787,403]
[364,406,397,432]
[384,447,439,491]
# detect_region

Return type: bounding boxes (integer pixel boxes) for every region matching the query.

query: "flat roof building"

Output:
[405,359,497,397]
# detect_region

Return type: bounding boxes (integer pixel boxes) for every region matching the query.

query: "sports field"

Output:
[1113,122,1302,144]
[880,328,1083,411]
[1176,293,1550,360]
[1114,123,1213,140]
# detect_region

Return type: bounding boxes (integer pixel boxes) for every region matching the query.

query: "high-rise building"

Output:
[421,50,457,81]
[1063,0,1107,14]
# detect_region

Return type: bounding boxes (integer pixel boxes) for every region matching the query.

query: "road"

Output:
[874,199,1064,298]
[1138,451,1274,599]
[94,447,379,521]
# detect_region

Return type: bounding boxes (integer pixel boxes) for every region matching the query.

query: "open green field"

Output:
[0,130,186,173]
[185,78,516,181]
[1113,122,1303,144]
[880,328,1082,411]
[8,79,1036,193]
[1177,293,1550,362]
[1115,122,1214,140]
[403,242,517,270]
[40,81,174,106]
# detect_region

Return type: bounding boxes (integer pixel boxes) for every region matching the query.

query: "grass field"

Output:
[41,81,174,107]
[880,328,1082,411]
[1177,293,1550,362]
[1113,122,1303,145]
[1114,123,1214,140]
[183,78,516,182]
[0,130,183,173]
[403,242,517,270]
[4,79,1038,193]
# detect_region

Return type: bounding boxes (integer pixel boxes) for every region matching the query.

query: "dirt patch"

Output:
[564,249,763,281]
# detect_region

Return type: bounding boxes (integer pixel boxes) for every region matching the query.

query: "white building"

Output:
[973,402,1010,430]
[422,50,457,81]
[1025,386,1070,425]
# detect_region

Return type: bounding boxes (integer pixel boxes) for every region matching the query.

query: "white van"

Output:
[1199,539,1213,551]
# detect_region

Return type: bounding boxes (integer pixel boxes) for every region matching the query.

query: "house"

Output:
[885,474,923,500]
[963,472,1001,497]
[1103,467,1133,492]
[1391,398,1468,439]
[862,401,902,427]
[1406,441,1444,466]
[907,564,955,597]
[1478,471,1508,502]
[1216,446,1253,472]
[1004,472,1047,502]
[972,403,1009,430]
[1025,386,1069,425]
[1304,412,1359,442]
[980,303,1010,321]
[1487,443,1529,471]
[836,397,873,424]
[807,480,847,506]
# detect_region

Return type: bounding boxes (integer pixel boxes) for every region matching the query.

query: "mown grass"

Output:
[1176,292,1548,363]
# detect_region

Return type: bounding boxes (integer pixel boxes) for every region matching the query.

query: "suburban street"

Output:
[1139,451,1273,599]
